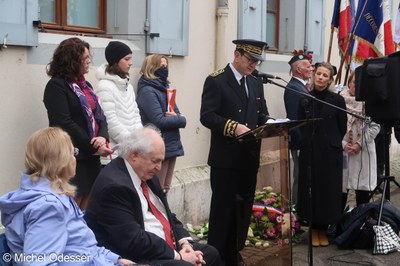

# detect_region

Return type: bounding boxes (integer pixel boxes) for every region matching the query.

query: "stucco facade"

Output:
[0,0,399,202]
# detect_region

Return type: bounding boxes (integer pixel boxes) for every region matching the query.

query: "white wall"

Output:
[1,0,400,196]
[0,47,49,194]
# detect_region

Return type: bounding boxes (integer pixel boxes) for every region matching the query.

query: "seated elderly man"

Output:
[85,125,220,266]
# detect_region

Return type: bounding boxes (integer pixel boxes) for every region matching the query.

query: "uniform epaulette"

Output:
[209,68,225,77]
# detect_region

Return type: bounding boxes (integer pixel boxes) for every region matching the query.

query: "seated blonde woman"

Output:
[0,127,133,266]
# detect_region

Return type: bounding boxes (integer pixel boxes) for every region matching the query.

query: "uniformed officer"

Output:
[200,39,270,266]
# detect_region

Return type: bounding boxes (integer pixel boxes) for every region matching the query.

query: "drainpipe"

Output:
[144,0,150,54]
[304,0,309,52]
[216,1,229,69]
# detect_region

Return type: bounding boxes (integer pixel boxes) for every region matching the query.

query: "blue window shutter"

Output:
[0,0,39,47]
[148,0,189,56]
[238,0,266,41]
[307,0,324,63]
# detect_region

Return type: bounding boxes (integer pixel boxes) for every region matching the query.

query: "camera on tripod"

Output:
[354,50,400,201]
[355,50,400,126]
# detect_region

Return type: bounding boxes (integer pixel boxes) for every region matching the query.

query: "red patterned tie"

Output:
[306,83,311,92]
[141,181,175,249]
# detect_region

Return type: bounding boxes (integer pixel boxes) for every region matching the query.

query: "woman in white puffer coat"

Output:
[95,41,142,165]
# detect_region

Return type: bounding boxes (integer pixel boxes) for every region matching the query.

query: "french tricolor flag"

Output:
[332,0,353,63]
[350,0,395,69]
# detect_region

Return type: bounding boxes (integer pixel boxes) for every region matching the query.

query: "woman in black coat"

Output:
[43,38,113,209]
[297,62,347,247]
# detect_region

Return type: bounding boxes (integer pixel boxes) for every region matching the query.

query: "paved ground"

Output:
[241,158,400,266]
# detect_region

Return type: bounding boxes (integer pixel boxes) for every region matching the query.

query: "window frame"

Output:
[266,0,280,52]
[40,0,106,35]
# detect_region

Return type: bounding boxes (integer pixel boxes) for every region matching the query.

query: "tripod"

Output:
[367,124,400,254]
[370,124,400,201]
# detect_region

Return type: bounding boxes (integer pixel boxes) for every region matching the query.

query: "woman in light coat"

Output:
[340,71,380,207]
[95,41,142,164]
[0,127,133,266]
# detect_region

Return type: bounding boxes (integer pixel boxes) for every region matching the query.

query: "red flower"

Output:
[267,212,278,221]
[265,227,276,238]
[264,197,276,205]
[253,211,263,219]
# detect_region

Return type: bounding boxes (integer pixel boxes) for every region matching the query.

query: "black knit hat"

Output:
[105,41,132,66]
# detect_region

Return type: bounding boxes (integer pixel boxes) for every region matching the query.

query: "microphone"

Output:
[252,69,281,80]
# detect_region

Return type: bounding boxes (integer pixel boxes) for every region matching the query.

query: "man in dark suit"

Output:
[284,52,314,205]
[85,126,220,266]
[200,39,270,266]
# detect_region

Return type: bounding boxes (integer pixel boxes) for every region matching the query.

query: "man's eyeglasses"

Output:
[74,147,79,157]
[242,53,261,66]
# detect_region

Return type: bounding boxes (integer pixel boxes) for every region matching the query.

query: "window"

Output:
[39,0,106,34]
[0,0,39,46]
[147,0,190,56]
[266,0,279,50]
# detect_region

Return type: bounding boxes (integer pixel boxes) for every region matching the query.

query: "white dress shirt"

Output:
[124,159,168,241]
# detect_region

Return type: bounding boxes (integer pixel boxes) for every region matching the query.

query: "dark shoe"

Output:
[326,224,337,239]
[374,186,383,194]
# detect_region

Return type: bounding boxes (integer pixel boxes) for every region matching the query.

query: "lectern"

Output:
[236,119,318,265]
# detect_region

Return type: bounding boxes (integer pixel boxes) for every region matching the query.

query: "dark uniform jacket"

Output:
[200,64,269,169]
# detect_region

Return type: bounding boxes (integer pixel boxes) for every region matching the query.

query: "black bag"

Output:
[336,212,377,249]
[335,202,400,250]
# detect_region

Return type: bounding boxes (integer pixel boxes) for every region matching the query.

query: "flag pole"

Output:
[335,33,356,85]
[334,36,350,84]
[344,62,351,84]
[327,25,335,63]
[335,0,369,85]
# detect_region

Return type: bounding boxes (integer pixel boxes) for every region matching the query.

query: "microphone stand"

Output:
[259,76,370,266]
[263,77,369,122]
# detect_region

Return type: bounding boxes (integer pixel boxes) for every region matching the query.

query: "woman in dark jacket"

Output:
[297,62,347,247]
[43,37,113,209]
[136,54,186,194]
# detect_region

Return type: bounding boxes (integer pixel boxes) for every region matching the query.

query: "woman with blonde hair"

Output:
[136,54,186,194]
[297,62,347,247]
[0,127,133,266]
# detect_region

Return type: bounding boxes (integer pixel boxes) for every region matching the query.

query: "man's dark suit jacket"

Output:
[284,77,309,150]
[85,157,190,262]
[200,64,269,170]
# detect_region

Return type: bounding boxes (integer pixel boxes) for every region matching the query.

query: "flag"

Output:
[331,0,353,64]
[350,0,395,69]
[394,3,400,44]
[331,0,342,28]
